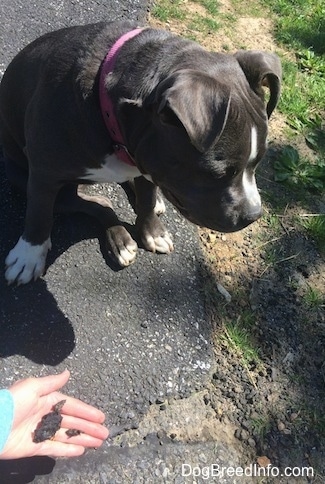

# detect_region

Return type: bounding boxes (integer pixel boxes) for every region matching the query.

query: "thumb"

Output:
[35,369,71,397]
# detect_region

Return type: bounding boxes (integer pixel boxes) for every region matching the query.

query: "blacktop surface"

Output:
[0,2,247,482]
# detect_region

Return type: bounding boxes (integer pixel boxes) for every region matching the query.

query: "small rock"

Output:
[241,420,251,431]
[250,411,260,420]
[217,282,232,302]
[162,467,169,478]
[234,428,249,441]
[257,455,271,467]
[199,453,208,463]
[248,438,256,447]
[233,385,243,393]
[240,429,250,441]
[277,421,286,431]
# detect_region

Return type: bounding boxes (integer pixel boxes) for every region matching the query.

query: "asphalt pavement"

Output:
[0,2,245,482]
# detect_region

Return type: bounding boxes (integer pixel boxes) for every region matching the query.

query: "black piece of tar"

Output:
[65,429,82,438]
[33,399,66,443]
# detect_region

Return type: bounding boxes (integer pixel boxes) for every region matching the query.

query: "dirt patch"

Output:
[116,391,244,450]
[150,1,325,480]
[150,1,276,51]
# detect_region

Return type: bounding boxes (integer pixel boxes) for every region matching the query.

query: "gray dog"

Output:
[0,20,281,285]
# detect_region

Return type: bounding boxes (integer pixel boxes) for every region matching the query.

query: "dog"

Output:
[0,20,281,285]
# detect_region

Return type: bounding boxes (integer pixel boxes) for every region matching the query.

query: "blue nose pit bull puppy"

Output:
[0,20,281,285]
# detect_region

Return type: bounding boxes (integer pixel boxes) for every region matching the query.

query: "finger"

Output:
[37,440,86,458]
[56,395,106,424]
[53,427,106,448]
[61,415,109,440]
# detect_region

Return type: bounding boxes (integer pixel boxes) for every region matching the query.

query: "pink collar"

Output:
[99,28,143,166]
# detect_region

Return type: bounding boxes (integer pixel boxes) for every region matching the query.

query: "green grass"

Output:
[221,313,261,367]
[303,285,324,309]
[300,215,325,254]
[231,0,265,17]
[280,60,325,133]
[251,416,272,440]
[192,0,220,16]
[260,0,325,198]
[273,145,325,192]
[261,0,325,55]
[152,0,232,37]
[188,15,221,34]
[151,0,186,22]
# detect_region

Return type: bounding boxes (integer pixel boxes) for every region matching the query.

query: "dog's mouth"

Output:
[161,188,259,233]
[162,188,222,229]
[161,188,190,219]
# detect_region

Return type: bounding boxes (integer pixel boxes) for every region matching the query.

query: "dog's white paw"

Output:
[143,232,174,254]
[5,236,51,285]
[106,226,138,267]
[116,243,138,266]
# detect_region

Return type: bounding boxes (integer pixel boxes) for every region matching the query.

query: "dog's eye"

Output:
[226,167,238,178]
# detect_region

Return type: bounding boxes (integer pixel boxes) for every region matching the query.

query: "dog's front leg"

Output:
[121,180,166,216]
[64,186,138,268]
[134,176,174,254]
[5,178,56,285]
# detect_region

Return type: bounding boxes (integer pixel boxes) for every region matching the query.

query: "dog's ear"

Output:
[234,51,282,118]
[156,70,231,152]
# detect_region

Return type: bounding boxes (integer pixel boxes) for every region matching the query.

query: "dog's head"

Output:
[123,50,281,232]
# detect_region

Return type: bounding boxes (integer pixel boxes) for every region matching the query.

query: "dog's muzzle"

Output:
[161,170,262,233]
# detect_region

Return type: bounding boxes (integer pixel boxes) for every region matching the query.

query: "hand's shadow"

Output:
[0,456,55,484]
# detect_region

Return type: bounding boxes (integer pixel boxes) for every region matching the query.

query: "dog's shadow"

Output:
[0,161,77,364]
[0,275,76,364]
[47,210,138,273]
[0,153,140,364]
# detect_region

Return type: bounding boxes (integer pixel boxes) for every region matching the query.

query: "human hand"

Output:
[0,370,109,459]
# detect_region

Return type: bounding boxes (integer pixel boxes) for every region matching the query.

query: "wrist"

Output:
[0,389,15,457]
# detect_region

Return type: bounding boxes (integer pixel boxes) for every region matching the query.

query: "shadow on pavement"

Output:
[0,150,130,364]
[0,456,55,484]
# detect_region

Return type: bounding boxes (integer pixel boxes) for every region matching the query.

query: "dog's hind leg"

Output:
[55,184,138,267]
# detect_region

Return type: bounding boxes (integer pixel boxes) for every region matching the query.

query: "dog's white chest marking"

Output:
[248,126,258,163]
[5,236,51,285]
[80,154,142,184]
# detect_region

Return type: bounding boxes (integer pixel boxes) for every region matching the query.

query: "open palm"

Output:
[0,370,109,459]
